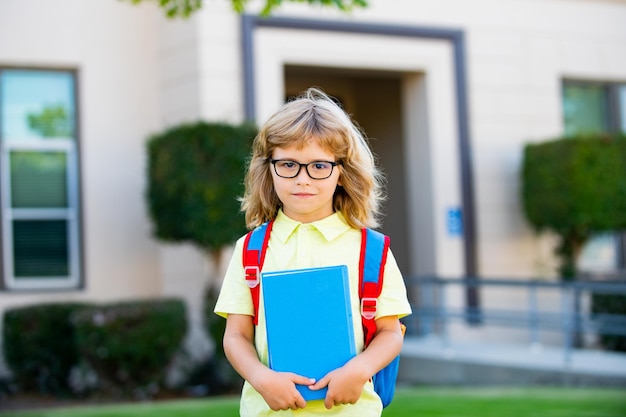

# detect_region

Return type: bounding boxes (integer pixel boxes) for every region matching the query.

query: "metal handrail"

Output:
[405,276,626,364]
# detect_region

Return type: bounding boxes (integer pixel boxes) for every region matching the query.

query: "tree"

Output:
[27,105,72,137]
[124,0,367,18]
[522,134,626,350]
[521,133,626,279]
[146,121,257,285]
[147,121,256,393]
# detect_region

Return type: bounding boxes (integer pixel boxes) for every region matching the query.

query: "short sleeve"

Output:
[376,248,412,319]
[214,235,255,319]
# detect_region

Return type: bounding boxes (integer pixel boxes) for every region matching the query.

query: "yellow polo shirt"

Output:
[215,210,412,417]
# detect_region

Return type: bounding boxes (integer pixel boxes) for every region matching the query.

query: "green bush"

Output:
[73,299,186,396]
[2,302,89,396]
[521,133,626,278]
[194,286,242,395]
[145,115,255,397]
[146,121,257,254]
[591,291,626,352]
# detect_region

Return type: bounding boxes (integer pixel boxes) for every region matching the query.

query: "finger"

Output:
[324,395,334,410]
[295,395,307,409]
[289,373,316,386]
[309,375,329,390]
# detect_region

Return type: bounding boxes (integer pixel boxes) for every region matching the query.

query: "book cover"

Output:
[261,265,356,401]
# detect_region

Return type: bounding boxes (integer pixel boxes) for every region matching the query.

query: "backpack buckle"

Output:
[244,266,260,288]
[361,297,377,320]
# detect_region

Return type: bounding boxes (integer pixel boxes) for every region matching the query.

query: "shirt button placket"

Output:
[297,225,310,267]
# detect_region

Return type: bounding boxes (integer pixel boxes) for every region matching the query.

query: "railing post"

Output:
[561,284,573,366]
[439,279,449,347]
[529,282,540,348]
[419,278,434,336]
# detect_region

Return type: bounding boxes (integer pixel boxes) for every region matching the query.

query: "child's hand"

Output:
[254,370,314,411]
[309,363,368,409]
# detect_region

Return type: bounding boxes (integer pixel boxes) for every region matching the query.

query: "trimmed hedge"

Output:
[2,302,89,396]
[199,286,243,394]
[521,133,626,278]
[146,121,257,253]
[72,298,187,396]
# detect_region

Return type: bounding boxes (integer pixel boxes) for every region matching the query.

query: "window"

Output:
[562,80,626,273]
[0,68,82,289]
[562,83,609,136]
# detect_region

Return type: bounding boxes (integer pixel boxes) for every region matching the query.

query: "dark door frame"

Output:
[240,15,480,310]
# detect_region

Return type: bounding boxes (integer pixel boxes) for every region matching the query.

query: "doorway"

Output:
[249,18,468,281]
[285,65,410,275]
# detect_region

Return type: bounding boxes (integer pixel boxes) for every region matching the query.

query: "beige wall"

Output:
[0,0,163,374]
[91,0,626,346]
[1,0,626,374]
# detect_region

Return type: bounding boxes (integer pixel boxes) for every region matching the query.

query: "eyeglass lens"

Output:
[272,160,335,179]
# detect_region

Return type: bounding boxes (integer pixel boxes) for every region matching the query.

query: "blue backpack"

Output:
[242,221,403,408]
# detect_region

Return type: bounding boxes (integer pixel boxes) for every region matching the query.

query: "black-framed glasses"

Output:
[269,159,340,180]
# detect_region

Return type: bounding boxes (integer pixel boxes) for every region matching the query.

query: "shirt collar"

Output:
[272,209,352,243]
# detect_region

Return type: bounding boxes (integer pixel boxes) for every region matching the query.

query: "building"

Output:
[1,0,625,378]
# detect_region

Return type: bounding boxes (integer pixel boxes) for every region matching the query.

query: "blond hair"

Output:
[241,88,385,230]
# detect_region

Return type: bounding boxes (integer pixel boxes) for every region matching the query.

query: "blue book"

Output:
[261,265,356,401]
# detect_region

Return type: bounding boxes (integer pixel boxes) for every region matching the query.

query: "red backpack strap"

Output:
[242,220,273,325]
[359,228,390,347]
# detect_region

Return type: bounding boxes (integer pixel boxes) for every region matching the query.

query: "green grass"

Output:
[384,387,626,417]
[3,387,625,417]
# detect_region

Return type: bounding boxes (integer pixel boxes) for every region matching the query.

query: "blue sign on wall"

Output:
[447,208,463,237]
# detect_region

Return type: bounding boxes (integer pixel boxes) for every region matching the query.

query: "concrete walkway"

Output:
[398,337,626,387]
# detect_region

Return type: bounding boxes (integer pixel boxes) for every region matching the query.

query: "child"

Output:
[214,88,412,416]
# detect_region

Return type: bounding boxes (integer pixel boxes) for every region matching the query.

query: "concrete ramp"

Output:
[398,337,626,387]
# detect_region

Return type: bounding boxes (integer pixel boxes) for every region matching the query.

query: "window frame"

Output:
[0,67,83,291]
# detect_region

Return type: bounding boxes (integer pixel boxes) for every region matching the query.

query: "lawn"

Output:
[2,387,625,417]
